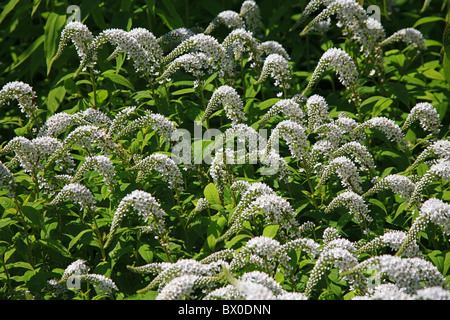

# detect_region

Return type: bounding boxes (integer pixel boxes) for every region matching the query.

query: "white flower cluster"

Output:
[402,102,441,136]
[380,28,427,52]
[0,81,37,118]
[355,116,405,144]
[325,190,372,224]
[408,159,450,206]
[353,284,450,300]
[204,10,245,34]
[222,28,257,67]
[267,120,308,160]
[305,94,330,132]
[356,230,421,257]
[317,156,362,193]
[400,198,450,255]
[50,182,96,209]
[239,0,262,35]
[408,139,450,172]
[363,174,415,201]
[195,197,210,212]
[130,153,184,190]
[128,258,225,295]
[105,190,167,248]
[259,98,305,127]
[346,255,446,294]
[49,260,118,296]
[54,21,93,62]
[159,33,231,79]
[77,28,158,77]
[115,111,175,142]
[255,53,291,92]
[331,141,375,171]
[72,155,117,191]
[202,85,246,124]
[229,236,319,275]
[304,47,359,93]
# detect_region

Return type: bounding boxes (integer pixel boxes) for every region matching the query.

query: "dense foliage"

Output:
[0,0,449,300]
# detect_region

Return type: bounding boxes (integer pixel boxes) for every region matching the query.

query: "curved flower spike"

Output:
[363,174,415,201]
[129,153,183,190]
[254,53,291,92]
[317,156,362,193]
[204,10,245,34]
[49,183,96,209]
[303,47,359,94]
[380,28,426,52]
[218,193,299,241]
[341,255,445,294]
[71,155,116,191]
[161,34,225,65]
[201,85,246,124]
[76,28,153,77]
[239,0,262,34]
[156,52,215,83]
[107,28,163,73]
[53,21,93,63]
[402,102,441,136]
[397,198,450,257]
[356,230,421,257]
[104,190,167,249]
[259,99,305,128]
[266,120,308,160]
[408,159,450,207]
[325,190,372,224]
[331,141,375,170]
[354,116,405,144]
[407,139,450,172]
[290,0,333,31]
[115,111,176,142]
[306,94,330,132]
[256,41,290,62]
[0,81,37,119]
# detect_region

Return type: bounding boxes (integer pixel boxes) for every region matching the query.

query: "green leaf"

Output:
[44,13,66,75]
[0,0,20,25]
[206,215,227,251]
[138,243,154,263]
[444,24,450,59]
[368,198,387,215]
[37,239,71,258]
[443,53,450,86]
[262,224,279,238]
[428,250,444,273]
[21,205,45,230]
[7,35,44,71]
[46,85,66,115]
[204,183,221,205]
[101,72,135,91]
[68,229,93,251]
[413,16,444,28]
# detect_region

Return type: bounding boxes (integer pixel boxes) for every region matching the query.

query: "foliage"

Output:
[0,0,449,300]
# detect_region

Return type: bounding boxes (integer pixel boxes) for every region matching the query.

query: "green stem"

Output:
[1,253,14,297]
[88,206,106,261]
[89,68,98,109]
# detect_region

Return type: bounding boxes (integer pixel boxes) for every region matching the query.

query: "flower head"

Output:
[304,48,359,94]
[402,102,441,136]
[0,81,37,118]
